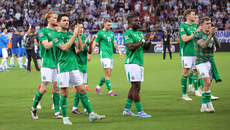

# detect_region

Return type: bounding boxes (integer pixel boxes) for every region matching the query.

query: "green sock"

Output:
[105,80,112,91]
[80,93,93,114]
[98,76,105,87]
[124,98,133,110]
[80,98,86,110]
[32,91,43,109]
[181,75,188,95]
[193,75,199,91]
[188,71,193,85]
[199,78,204,88]
[134,102,143,112]
[53,93,60,113]
[204,91,211,103]
[202,92,206,104]
[60,95,67,118]
[73,92,80,108]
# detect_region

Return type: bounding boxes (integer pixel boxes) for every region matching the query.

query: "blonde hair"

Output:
[44,11,57,22]
[183,9,195,18]
[104,19,112,23]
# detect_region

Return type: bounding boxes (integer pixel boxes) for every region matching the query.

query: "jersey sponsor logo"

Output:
[181,28,184,32]
[40,33,44,37]
[54,38,58,43]
[125,36,129,40]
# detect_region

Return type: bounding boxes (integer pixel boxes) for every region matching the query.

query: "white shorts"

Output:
[57,70,83,88]
[196,62,213,80]
[125,64,144,82]
[80,72,87,84]
[100,58,113,69]
[2,48,8,58]
[41,67,57,82]
[181,56,196,69]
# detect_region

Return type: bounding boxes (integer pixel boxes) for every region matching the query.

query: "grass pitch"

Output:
[0,52,229,130]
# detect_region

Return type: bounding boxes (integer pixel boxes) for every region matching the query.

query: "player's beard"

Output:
[132,23,139,31]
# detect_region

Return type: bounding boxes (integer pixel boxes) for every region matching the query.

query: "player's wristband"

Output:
[142,39,146,43]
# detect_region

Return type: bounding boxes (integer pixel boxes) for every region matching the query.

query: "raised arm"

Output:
[181,34,194,43]
[196,28,216,49]
[144,33,156,50]
[57,27,79,52]
[213,31,221,49]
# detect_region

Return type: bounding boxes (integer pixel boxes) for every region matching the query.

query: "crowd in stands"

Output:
[0,0,229,34]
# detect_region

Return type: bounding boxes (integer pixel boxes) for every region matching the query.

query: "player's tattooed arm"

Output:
[42,40,53,50]
[196,35,212,48]
[58,43,65,49]
[213,35,221,49]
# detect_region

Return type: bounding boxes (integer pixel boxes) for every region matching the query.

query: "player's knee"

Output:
[61,89,68,96]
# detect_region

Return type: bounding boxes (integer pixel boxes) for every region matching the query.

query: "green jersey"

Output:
[179,22,197,56]
[76,33,89,73]
[52,31,78,73]
[95,29,115,59]
[38,27,57,68]
[193,30,214,65]
[123,29,145,67]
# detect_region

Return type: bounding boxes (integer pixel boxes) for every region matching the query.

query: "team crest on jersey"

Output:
[141,34,144,37]
[104,35,106,37]
[184,63,187,66]
[201,73,205,76]
[131,76,135,80]
[181,28,184,32]
[111,34,113,36]
[125,36,129,40]
[40,33,44,37]
[54,38,58,43]
[59,82,63,85]
[43,76,46,80]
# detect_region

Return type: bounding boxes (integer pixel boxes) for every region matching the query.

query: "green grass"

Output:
[0,52,230,130]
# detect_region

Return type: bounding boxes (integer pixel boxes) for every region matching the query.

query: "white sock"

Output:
[10,57,14,65]
[72,107,78,111]
[38,59,42,66]
[0,58,7,69]
[89,112,95,116]
[96,85,101,89]
[25,58,28,66]
[16,58,20,66]
[207,102,213,108]
[19,57,23,65]
[63,117,68,120]
[84,109,87,112]
[4,61,8,69]
[202,103,207,108]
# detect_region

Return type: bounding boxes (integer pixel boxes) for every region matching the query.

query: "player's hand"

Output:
[89,35,96,44]
[2,23,5,28]
[8,35,13,40]
[73,26,79,37]
[144,33,152,41]
[210,27,216,36]
[149,32,156,41]
[119,52,124,58]
[87,54,92,62]
[85,36,90,43]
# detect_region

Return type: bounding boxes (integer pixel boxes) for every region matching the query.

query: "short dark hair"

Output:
[57,14,69,22]
[127,15,138,24]
[200,17,211,24]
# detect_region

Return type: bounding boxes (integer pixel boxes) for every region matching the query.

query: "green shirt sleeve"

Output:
[179,24,187,36]
[52,34,64,47]
[38,29,48,42]
[95,31,101,43]
[123,32,133,44]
